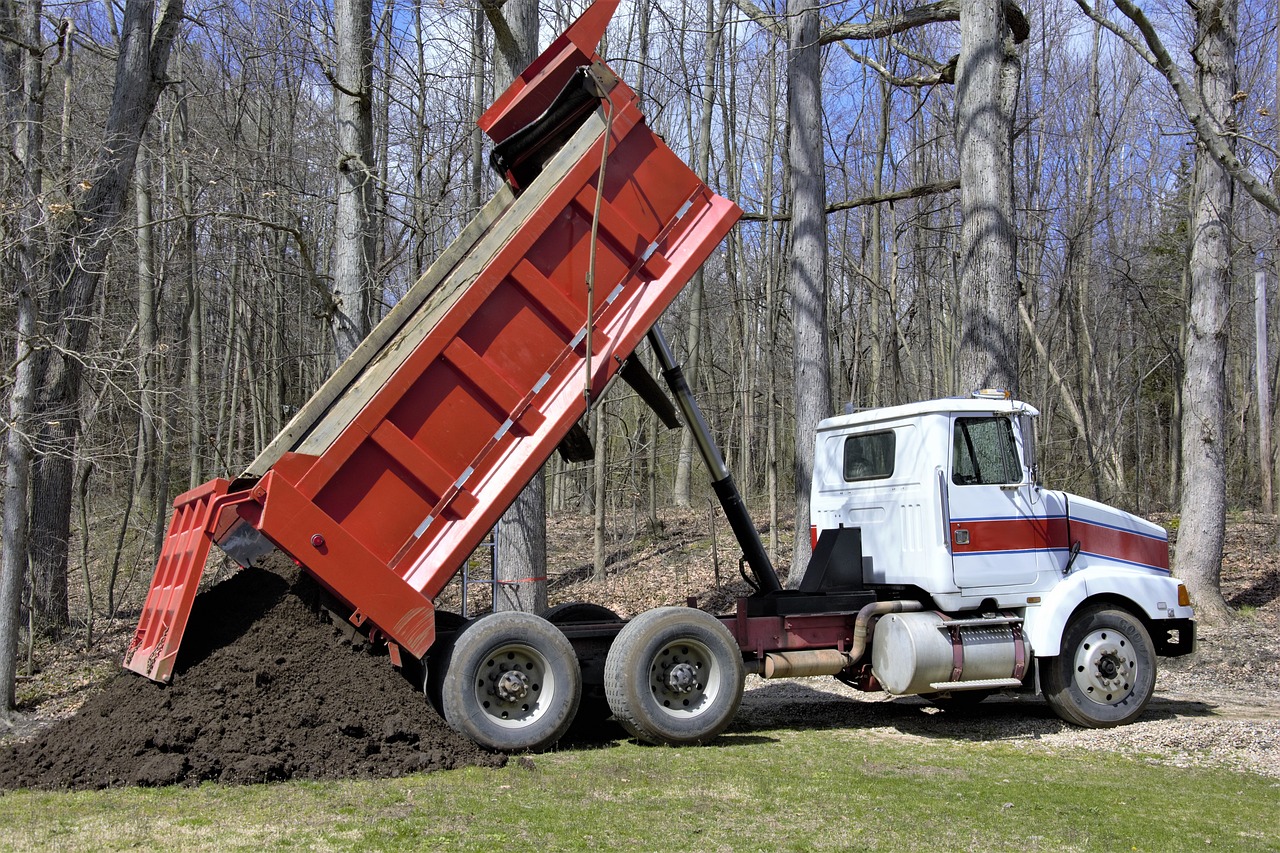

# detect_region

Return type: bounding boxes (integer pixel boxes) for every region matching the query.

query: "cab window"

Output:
[952,417,1021,486]
[843,431,895,482]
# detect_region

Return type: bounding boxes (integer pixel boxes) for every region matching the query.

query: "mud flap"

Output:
[123,478,231,682]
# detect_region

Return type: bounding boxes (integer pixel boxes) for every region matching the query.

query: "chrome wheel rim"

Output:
[647,638,721,719]
[473,643,555,728]
[1072,627,1138,706]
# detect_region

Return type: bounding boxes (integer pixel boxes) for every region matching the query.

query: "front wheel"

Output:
[441,612,581,751]
[1041,605,1156,728]
[604,607,743,745]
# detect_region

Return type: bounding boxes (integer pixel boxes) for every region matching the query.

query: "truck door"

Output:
[947,414,1046,589]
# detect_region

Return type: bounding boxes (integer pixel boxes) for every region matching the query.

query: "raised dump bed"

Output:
[125,0,740,682]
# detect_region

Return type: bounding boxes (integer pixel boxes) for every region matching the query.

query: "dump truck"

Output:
[126,0,1195,752]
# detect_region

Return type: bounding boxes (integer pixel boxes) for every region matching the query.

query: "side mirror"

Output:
[1018,413,1039,487]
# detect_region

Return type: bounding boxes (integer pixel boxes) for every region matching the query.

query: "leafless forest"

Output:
[0,0,1276,686]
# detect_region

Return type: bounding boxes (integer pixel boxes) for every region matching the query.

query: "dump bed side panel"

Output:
[127,0,739,673]
[255,90,739,656]
[244,186,518,478]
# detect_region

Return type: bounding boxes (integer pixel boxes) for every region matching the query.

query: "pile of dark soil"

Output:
[0,556,504,790]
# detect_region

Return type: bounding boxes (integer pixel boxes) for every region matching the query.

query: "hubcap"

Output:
[666,662,698,693]
[648,639,721,718]
[496,670,530,702]
[1072,628,1137,706]
[474,644,554,727]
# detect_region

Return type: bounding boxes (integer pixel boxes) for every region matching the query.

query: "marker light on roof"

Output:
[972,388,1011,400]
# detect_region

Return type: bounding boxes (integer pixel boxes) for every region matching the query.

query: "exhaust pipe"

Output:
[745,600,924,679]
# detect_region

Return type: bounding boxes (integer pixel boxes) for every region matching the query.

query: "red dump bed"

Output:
[125,0,741,681]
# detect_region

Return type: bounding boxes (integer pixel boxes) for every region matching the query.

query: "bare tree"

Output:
[0,0,43,712]
[672,0,726,507]
[1065,0,1258,613]
[954,0,1022,393]
[330,0,376,364]
[1073,0,1278,217]
[24,0,183,639]
[2,0,181,700]
[485,0,546,614]
[1257,271,1273,514]
[785,0,829,581]
[1175,0,1237,623]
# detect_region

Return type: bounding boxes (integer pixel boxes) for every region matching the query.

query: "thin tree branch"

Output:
[733,0,1027,54]
[740,177,960,221]
[218,212,337,316]
[839,42,956,87]
[480,0,522,77]
[1078,0,1280,215]
[740,0,963,92]
[731,0,784,38]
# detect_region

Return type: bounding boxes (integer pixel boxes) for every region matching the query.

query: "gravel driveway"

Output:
[736,614,1280,780]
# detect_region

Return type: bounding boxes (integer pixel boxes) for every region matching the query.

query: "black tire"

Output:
[542,601,623,624]
[421,611,470,715]
[441,612,582,752]
[604,607,744,745]
[433,610,471,633]
[542,602,624,737]
[1041,605,1156,728]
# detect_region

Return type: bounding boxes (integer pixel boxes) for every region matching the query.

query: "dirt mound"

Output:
[0,556,504,789]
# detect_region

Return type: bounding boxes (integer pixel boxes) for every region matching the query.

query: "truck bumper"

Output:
[1152,618,1195,657]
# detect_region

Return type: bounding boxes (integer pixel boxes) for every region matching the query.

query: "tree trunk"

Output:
[1274,0,1280,521]
[494,464,548,614]
[484,0,538,88]
[765,35,782,562]
[672,281,703,508]
[673,0,725,507]
[178,48,199,494]
[1,0,43,702]
[487,0,545,614]
[330,0,376,365]
[1175,0,1236,624]
[371,0,394,325]
[25,0,183,637]
[954,0,1021,394]
[0,277,35,713]
[135,152,158,502]
[1256,270,1273,514]
[469,5,486,216]
[785,0,829,583]
[15,0,62,637]
[866,78,891,407]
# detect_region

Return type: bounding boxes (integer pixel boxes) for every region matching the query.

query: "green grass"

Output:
[1,729,1276,852]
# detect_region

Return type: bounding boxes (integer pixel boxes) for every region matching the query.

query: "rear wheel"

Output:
[1041,605,1155,728]
[421,611,469,715]
[604,607,743,745]
[441,612,581,751]
[542,602,622,624]
[543,602,623,736]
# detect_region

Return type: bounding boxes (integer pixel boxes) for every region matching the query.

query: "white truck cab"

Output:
[810,392,1196,726]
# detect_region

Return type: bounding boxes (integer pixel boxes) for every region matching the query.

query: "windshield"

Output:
[952,416,1022,486]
